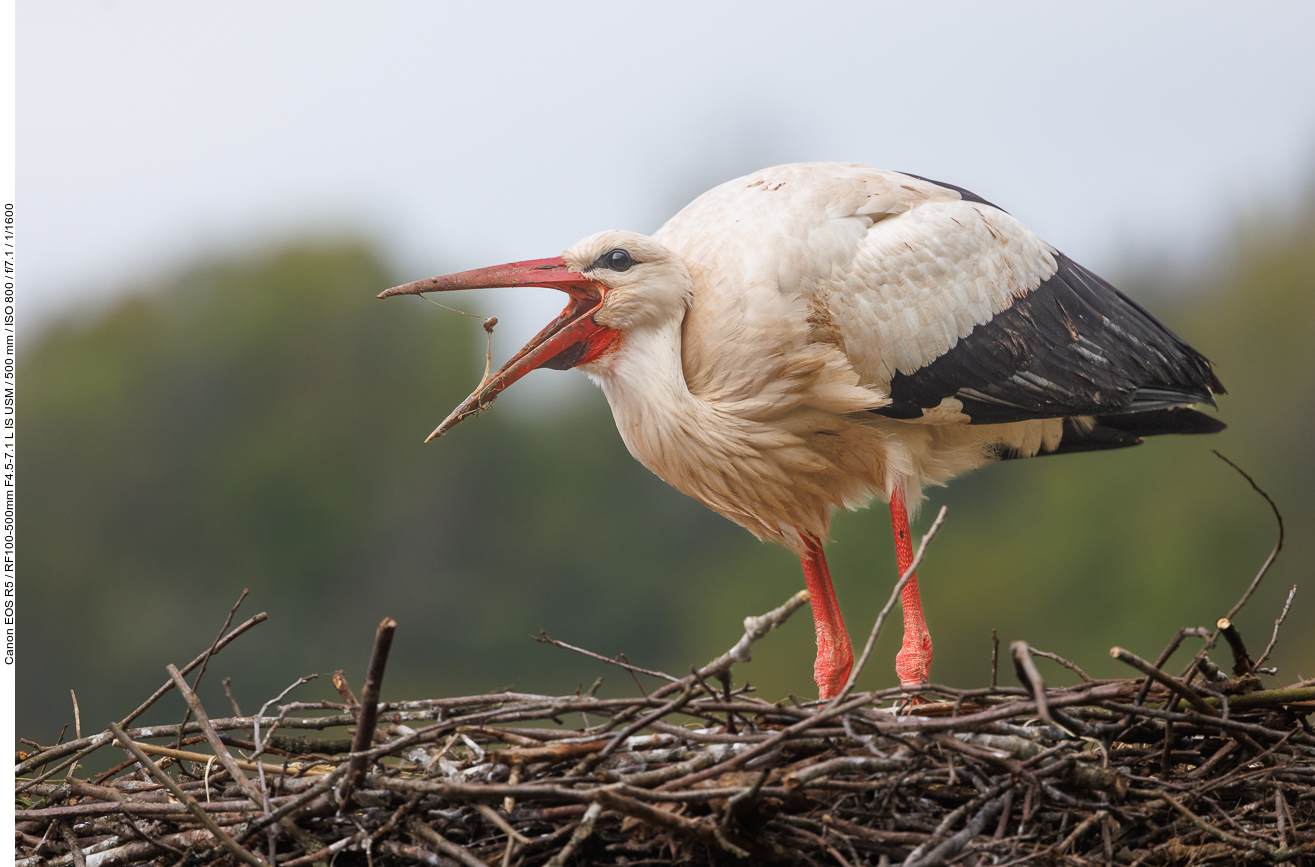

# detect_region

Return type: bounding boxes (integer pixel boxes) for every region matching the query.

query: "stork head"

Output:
[379,230,692,440]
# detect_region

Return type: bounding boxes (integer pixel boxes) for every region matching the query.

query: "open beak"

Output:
[379,257,610,441]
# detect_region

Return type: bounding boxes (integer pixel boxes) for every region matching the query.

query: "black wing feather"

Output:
[994,408,1228,460]
[879,251,1224,426]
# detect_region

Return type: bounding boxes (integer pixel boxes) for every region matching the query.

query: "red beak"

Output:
[379,257,612,441]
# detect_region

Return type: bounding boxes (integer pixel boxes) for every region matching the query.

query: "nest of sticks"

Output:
[15,494,1315,866]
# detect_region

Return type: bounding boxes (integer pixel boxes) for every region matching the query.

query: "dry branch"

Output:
[339,617,397,810]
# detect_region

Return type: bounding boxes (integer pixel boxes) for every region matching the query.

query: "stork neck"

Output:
[588,311,850,549]
[587,315,724,482]
[593,317,698,422]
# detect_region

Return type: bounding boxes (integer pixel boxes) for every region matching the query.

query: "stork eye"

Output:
[599,248,634,272]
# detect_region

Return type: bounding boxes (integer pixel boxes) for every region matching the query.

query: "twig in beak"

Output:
[479,317,498,392]
[417,297,501,409]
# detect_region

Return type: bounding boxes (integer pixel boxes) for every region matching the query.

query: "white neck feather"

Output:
[585,319,833,548]
[586,320,705,480]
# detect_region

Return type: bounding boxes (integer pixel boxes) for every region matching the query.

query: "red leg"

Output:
[799,535,853,699]
[891,488,933,690]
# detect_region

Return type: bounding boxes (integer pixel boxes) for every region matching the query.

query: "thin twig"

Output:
[1213,451,1284,622]
[698,589,813,680]
[69,691,82,742]
[1251,585,1296,674]
[409,818,490,867]
[595,787,750,858]
[172,589,249,749]
[543,803,603,867]
[534,629,680,683]
[332,670,359,707]
[1010,641,1056,729]
[1110,646,1216,716]
[990,628,999,690]
[222,677,244,718]
[1160,791,1298,862]
[1028,648,1093,682]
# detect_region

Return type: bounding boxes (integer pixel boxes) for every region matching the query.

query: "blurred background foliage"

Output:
[19,206,1314,748]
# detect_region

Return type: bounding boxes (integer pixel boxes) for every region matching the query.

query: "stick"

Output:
[20,830,212,867]
[332,670,359,707]
[1251,585,1296,673]
[1110,646,1216,716]
[250,675,319,770]
[699,589,812,679]
[69,691,81,742]
[556,591,809,757]
[543,803,603,867]
[1170,455,1286,707]
[277,831,360,867]
[1010,642,1055,728]
[659,692,873,790]
[571,684,699,776]
[723,768,770,824]
[534,629,680,683]
[1215,617,1255,676]
[57,823,87,867]
[249,678,308,866]
[1107,648,1273,760]
[236,762,352,843]
[1028,648,1093,682]
[990,628,999,689]
[18,797,277,821]
[167,665,265,805]
[1159,792,1299,862]
[409,818,489,867]
[108,737,306,776]
[1057,808,1107,854]
[1134,626,1213,711]
[223,677,244,718]
[171,589,249,749]
[904,788,1012,867]
[339,617,396,809]
[166,664,320,864]
[1213,451,1284,622]
[474,803,530,843]
[123,611,266,730]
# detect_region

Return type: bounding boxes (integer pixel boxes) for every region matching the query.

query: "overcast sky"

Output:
[21,2,1315,349]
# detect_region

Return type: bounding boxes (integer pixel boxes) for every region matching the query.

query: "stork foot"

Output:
[895,627,933,694]
[889,487,934,700]
[799,534,854,701]
[814,647,854,701]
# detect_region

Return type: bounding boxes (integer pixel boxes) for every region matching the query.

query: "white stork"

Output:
[381,163,1224,699]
